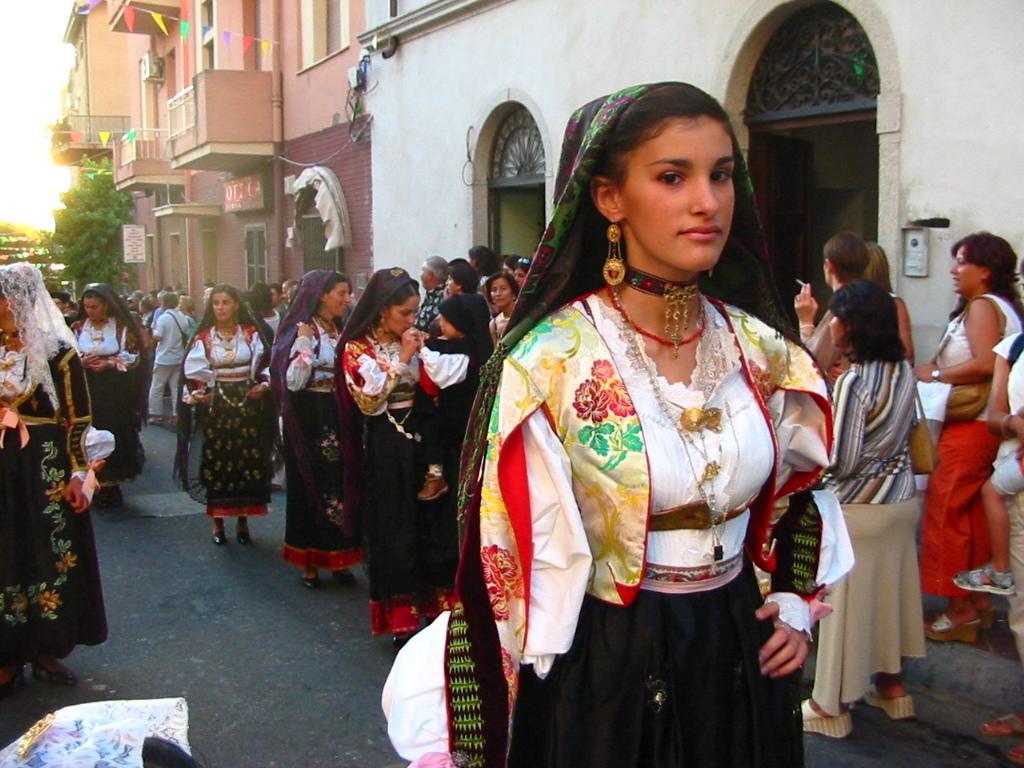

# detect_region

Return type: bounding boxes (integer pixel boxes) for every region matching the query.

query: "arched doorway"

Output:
[744,2,880,317]
[488,106,546,259]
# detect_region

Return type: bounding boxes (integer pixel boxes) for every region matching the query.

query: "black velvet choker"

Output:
[624,266,699,297]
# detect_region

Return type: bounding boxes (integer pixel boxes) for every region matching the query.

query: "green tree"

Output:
[53,158,133,287]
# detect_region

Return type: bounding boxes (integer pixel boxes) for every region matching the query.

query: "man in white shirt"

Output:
[148,292,190,425]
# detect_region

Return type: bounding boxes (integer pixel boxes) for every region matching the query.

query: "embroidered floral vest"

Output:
[478,299,829,647]
[449,298,830,767]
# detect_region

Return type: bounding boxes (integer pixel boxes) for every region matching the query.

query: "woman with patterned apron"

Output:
[72,283,146,507]
[178,285,272,546]
[0,264,111,695]
[382,83,853,768]
[272,270,361,588]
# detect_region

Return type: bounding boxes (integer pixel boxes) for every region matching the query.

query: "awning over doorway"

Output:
[292,166,352,251]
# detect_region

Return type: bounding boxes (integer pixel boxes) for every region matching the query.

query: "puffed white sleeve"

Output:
[418,348,470,388]
[183,338,213,384]
[762,387,841,636]
[357,354,393,396]
[117,325,138,367]
[251,334,270,384]
[285,335,316,392]
[768,387,830,492]
[520,408,593,677]
[381,410,593,763]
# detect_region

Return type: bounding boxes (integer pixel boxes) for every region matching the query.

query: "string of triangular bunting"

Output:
[77,2,277,57]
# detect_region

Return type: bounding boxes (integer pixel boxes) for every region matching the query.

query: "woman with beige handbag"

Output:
[913,232,1024,642]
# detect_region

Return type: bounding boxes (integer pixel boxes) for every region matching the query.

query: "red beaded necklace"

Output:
[606,286,704,350]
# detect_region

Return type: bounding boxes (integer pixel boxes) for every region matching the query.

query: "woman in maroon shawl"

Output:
[271,270,360,587]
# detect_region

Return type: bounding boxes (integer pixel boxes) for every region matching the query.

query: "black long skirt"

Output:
[282,390,360,570]
[199,381,271,517]
[508,564,803,768]
[363,408,459,635]
[0,423,107,666]
[86,367,144,485]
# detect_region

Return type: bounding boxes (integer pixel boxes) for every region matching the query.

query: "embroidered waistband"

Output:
[641,553,742,586]
[307,383,335,393]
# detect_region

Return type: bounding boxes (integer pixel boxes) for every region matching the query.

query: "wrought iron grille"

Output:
[746,2,879,123]
[490,107,545,182]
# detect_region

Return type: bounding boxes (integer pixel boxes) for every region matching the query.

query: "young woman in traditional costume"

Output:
[0,264,112,695]
[382,83,852,768]
[177,285,272,546]
[271,270,361,588]
[339,269,461,645]
[72,283,146,507]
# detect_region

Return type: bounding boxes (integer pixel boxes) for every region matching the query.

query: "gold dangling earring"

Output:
[603,222,625,286]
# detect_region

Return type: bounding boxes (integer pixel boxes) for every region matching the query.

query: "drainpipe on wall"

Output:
[272,0,286,280]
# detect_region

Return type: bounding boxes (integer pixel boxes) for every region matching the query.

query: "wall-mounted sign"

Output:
[122,224,146,263]
[224,173,269,213]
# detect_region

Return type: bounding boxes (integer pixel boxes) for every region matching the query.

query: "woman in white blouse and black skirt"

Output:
[176,285,272,546]
[72,284,146,507]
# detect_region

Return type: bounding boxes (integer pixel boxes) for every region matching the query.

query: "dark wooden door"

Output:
[748,132,812,324]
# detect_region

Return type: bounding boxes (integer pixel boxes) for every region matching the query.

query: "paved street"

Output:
[0,424,1019,766]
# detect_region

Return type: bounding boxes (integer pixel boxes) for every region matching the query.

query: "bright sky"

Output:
[0,2,76,231]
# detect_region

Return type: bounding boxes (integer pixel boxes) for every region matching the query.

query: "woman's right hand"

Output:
[297,322,315,339]
[793,283,819,326]
[399,327,422,363]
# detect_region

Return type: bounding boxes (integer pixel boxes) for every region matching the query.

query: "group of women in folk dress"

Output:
[3,80,869,768]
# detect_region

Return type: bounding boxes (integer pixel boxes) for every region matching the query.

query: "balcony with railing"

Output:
[113,128,184,191]
[166,70,275,173]
[50,114,130,165]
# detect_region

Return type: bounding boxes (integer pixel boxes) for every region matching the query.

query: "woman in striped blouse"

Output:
[803,280,925,738]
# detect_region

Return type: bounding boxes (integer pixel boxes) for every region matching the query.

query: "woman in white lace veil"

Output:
[0,263,78,408]
[0,262,108,696]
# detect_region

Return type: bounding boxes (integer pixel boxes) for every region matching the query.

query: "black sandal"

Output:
[32,657,76,686]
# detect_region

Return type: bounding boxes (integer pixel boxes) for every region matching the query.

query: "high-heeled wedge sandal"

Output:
[924,613,980,643]
[864,687,915,720]
[801,699,852,738]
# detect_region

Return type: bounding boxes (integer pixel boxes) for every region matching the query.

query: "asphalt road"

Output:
[0,424,1018,766]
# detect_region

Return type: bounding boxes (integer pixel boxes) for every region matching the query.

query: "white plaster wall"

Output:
[364,0,1024,359]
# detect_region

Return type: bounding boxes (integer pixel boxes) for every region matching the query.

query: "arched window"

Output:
[490,107,545,184]
[487,105,546,257]
[746,2,879,123]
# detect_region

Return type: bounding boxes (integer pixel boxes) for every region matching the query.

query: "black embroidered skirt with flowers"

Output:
[199,380,271,518]
[0,422,107,666]
[363,408,459,636]
[282,390,360,570]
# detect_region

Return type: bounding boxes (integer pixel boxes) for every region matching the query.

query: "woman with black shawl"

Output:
[271,270,360,588]
[72,283,147,507]
[177,285,272,546]
[382,83,854,768]
[0,264,110,695]
[338,268,460,645]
